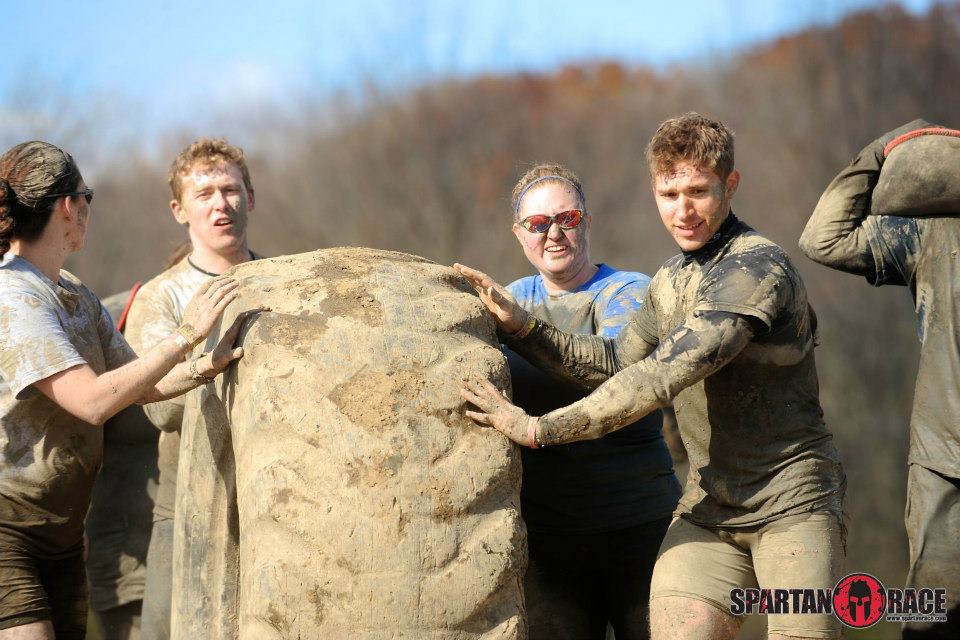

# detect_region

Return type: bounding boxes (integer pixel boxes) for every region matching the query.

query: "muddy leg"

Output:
[649,596,741,640]
[0,621,55,640]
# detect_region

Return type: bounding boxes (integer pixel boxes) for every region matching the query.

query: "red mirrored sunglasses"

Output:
[518,209,583,233]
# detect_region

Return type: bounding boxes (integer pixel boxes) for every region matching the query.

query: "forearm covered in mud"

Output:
[141,384,186,432]
[798,142,882,275]
[534,311,757,446]
[505,317,657,390]
[124,295,188,432]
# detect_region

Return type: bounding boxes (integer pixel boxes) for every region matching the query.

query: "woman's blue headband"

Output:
[515,175,586,215]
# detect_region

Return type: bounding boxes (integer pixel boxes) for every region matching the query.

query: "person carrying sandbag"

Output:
[800,119,960,639]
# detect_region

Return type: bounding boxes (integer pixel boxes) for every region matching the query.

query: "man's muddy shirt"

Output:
[804,135,960,479]
[859,217,960,478]
[510,217,845,527]
[0,255,135,557]
[124,257,208,521]
[507,265,681,534]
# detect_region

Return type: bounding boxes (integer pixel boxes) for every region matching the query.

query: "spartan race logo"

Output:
[729,572,948,628]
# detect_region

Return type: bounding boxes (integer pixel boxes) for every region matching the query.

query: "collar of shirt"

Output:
[681,212,745,266]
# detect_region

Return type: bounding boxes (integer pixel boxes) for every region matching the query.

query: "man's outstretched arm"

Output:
[454,262,659,389]
[462,310,759,446]
[504,313,659,390]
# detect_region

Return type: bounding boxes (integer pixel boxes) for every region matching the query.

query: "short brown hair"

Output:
[646,112,735,180]
[167,137,253,202]
[510,162,586,219]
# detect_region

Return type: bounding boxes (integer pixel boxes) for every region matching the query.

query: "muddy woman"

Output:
[0,141,256,640]
[502,162,680,640]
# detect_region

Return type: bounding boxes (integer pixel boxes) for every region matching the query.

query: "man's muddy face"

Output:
[172,162,253,255]
[512,182,592,286]
[653,162,739,252]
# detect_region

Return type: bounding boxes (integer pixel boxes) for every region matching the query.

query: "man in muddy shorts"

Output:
[801,120,960,639]
[125,138,260,640]
[457,113,847,640]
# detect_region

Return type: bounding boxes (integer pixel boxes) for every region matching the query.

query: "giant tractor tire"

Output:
[170,248,526,640]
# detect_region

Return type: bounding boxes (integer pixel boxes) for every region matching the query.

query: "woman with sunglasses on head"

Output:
[502,164,681,640]
[0,141,257,640]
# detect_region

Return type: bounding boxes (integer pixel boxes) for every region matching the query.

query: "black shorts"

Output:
[524,516,671,640]
[0,539,88,639]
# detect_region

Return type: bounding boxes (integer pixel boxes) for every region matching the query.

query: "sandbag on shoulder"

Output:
[872,125,960,217]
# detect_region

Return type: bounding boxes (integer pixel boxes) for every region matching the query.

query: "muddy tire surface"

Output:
[170,248,526,640]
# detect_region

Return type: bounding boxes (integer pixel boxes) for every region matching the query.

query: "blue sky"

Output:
[1,0,939,138]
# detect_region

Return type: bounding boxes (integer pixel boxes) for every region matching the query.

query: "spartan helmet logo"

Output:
[847,579,872,623]
[833,572,887,628]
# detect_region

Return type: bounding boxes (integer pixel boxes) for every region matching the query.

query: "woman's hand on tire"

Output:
[453,264,528,334]
[180,276,240,345]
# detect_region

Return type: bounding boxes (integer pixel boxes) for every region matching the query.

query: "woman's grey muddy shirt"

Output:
[508,217,846,527]
[0,255,135,557]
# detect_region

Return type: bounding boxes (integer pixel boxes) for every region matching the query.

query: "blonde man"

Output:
[126,138,260,640]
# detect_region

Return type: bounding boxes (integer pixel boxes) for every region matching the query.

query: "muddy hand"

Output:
[452,263,528,333]
[460,377,528,446]
[201,307,270,376]
[181,276,241,343]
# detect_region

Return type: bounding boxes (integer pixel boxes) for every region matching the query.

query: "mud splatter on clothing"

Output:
[507,265,680,534]
[124,257,209,521]
[0,255,135,557]
[802,124,960,635]
[509,264,650,339]
[509,216,845,527]
[84,290,159,612]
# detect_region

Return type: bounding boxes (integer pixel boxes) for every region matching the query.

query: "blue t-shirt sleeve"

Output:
[597,272,650,339]
[507,276,539,310]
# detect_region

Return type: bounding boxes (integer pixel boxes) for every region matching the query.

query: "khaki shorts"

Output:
[650,511,845,639]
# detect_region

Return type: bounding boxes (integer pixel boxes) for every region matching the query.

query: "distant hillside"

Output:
[76,4,959,292]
